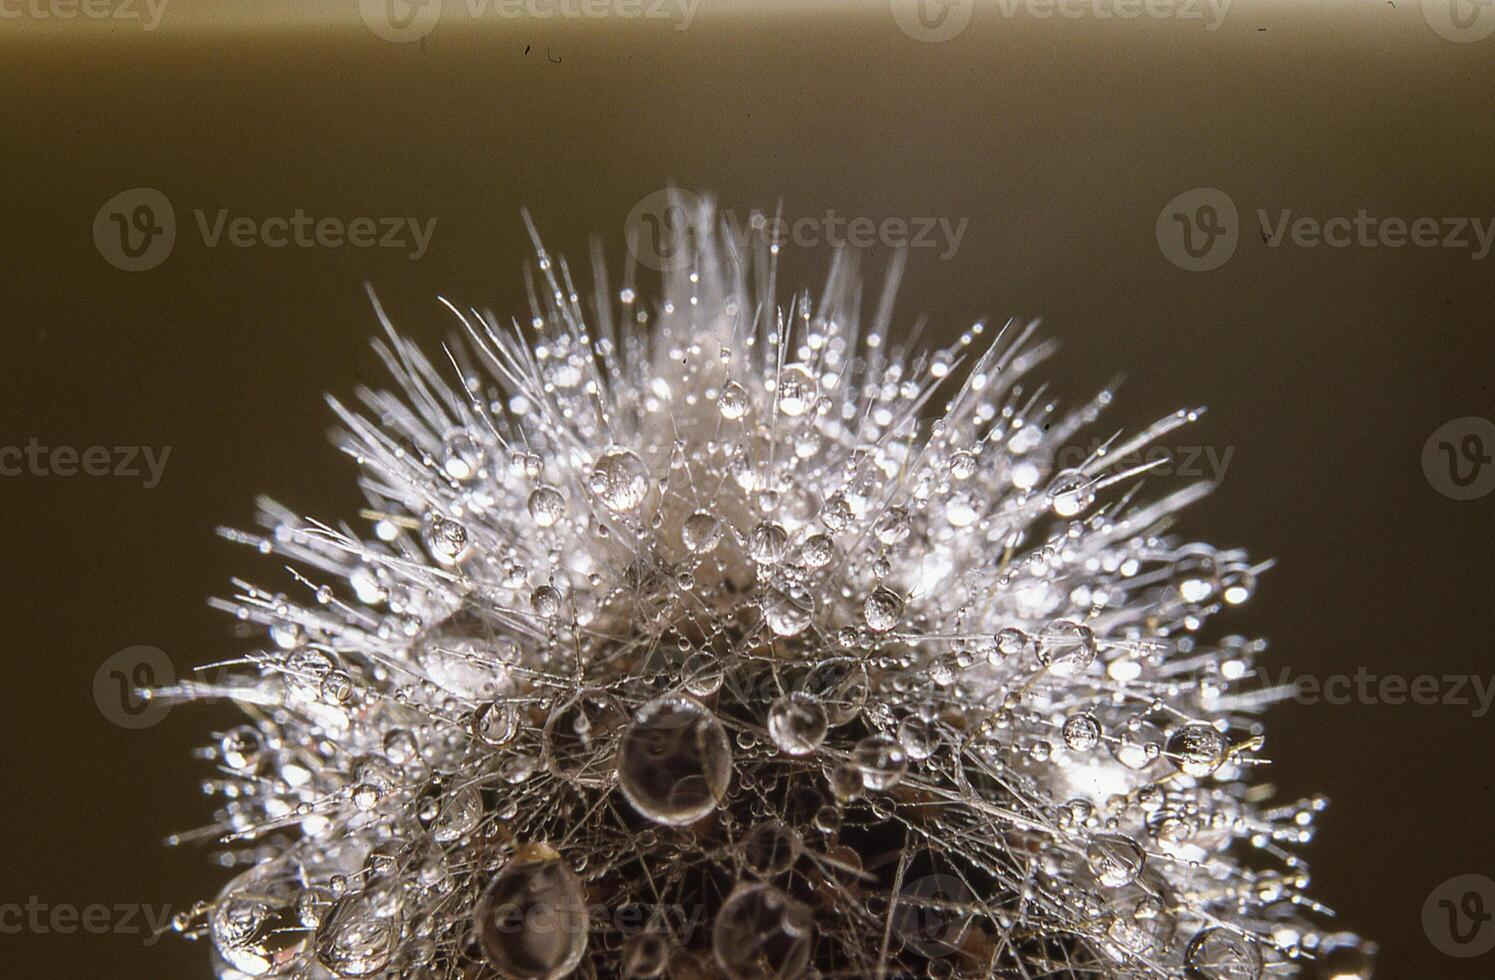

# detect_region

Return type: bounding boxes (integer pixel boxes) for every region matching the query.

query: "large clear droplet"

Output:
[774,365,818,418]
[762,586,814,637]
[712,883,813,980]
[1061,713,1102,752]
[473,700,521,747]
[617,694,732,825]
[527,486,566,527]
[590,448,650,511]
[863,587,904,633]
[681,511,722,553]
[748,522,790,564]
[896,716,939,760]
[1185,927,1263,980]
[1086,833,1146,888]
[211,867,306,976]
[718,381,749,420]
[1312,934,1376,980]
[681,650,725,697]
[767,693,828,756]
[313,887,402,978]
[853,734,907,791]
[1047,469,1096,517]
[1166,724,1229,776]
[1036,620,1097,676]
[802,660,867,726]
[543,695,624,788]
[425,515,469,564]
[741,820,802,878]
[476,849,589,979]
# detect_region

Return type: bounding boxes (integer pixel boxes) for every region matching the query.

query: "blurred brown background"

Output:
[2,1,1493,976]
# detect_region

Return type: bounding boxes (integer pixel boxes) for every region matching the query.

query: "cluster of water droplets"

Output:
[165,199,1372,979]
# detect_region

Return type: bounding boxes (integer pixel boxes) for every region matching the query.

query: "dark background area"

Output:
[2,2,1492,976]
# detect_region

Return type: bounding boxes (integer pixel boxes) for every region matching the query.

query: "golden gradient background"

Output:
[2,1,1493,976]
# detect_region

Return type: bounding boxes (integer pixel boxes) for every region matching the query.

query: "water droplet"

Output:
[802,660,867,726]
[799,533,833,568]
[425,515,469,563]
[211,869,306,976]
[768,693,828,756]
[476,849,589,979]
[527,486,566,527]
[1112,719,1166,771]
[820,494,852,531]
[1061,713,1102,752]
[681,511,722,553]
[314,888,401,977]
[712,883,812,980]
[748,522,790,564]
[993,627,1031,661]
[863,587,904,633]
[874,507,911,545]
[1166,724,1229,776]
[590,448,650,511]
[741,820,802,878]
[1035,620,1097,676]
[762,586,814,637]
[617,695,732,825]
[681,650,724,696]
[774,365,818,418]
[473,700,521,747]
[828,763,862,802]
[543,695,623,788]
[950,450,977,480]
[896,716,939,760]
[1047,469,1096,517]
[531,585,562,618]
[1312,934,1376,980]
[442,429,485,480]
[219,726,263,772]
[718,381,749,420]
[1087,833,1146,888]
[1220,564,1256,606]
[853,734,907,791]
[1185,928,1263,980]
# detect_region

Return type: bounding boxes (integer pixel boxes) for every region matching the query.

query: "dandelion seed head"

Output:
[172,196,1373,979]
